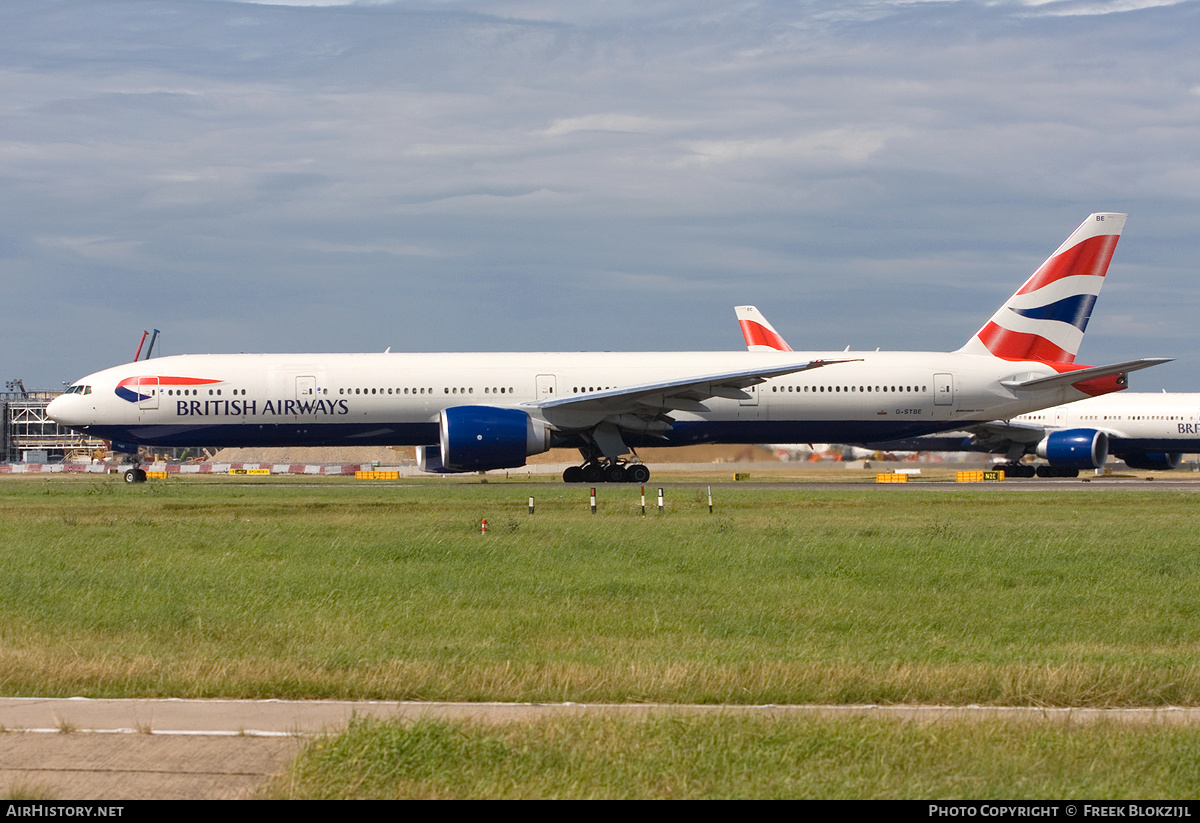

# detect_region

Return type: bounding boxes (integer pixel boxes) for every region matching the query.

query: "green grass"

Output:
[3,475,1200,705]
[265,715,1200,799]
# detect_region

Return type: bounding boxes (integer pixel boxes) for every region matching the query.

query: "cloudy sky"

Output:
[3,0,1199,391]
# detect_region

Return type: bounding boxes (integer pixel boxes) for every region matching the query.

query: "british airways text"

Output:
[175,399,349,417]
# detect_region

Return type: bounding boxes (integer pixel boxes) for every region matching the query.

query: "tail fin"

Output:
[959,213,1127,363]
[736,305,793,351]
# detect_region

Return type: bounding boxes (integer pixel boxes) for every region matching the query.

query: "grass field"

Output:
[2,474,1198,706]
[264,715,1200,799]
[6,473,1200,798]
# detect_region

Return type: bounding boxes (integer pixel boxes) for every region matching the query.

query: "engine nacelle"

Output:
[439,406,551,472]
[1119,452,1183,471]
[415,445,449,473]
[1035,428,1108,469]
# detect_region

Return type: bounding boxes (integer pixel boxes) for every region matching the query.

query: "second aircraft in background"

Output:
[735,305,1195,476]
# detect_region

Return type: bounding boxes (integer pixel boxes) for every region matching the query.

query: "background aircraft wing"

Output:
[964,419,1049,449]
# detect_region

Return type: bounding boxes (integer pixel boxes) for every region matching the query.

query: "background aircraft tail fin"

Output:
[958,213,1127,363]
[736,305,792,351]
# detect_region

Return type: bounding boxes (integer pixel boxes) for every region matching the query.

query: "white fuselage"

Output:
[1011,393,1200,452]
[47,349,1115,453]
[864,392,1200,459]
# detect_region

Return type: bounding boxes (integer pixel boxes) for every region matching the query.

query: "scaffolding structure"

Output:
[1,393,106,462]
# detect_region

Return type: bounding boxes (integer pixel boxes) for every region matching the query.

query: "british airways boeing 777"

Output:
[49,213,1166,483]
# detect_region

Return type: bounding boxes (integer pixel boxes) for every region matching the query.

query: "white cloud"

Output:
[678,129,901,166]
[1018,0,1191,15]
[539,114,679,137]
[37,235,147,262]
[208,0,381,6]
[303,240,447,257]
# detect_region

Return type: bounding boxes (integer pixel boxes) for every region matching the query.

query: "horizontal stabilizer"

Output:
[1001,358,1171,392]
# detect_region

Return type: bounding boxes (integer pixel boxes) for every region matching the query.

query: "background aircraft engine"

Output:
[1034,428,1109,469]
[439,406,551,472]
[1119,452,1183,471]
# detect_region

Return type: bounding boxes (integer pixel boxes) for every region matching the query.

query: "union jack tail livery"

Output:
[736,305,793,352]
[958,213,1126,363]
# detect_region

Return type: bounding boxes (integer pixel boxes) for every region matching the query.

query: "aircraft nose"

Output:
[47,394,81,426]
[46,395,67,423]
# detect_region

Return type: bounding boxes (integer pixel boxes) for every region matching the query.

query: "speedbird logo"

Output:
[114,375,222,403]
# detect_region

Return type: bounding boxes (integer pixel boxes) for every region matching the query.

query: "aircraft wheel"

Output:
[583,463,605,484]
[124,468,146,484]
[605,464,626,483]
[563,466,584,483]
[626,464,651,484]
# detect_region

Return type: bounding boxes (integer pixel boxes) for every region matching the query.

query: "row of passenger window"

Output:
[161,383,933,399]
[772,384,928,394]
[161,386,522,398]
[337,387,516,396]
[1070,414,1187,421]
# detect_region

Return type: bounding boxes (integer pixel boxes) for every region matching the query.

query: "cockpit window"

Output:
[65,385,92,395]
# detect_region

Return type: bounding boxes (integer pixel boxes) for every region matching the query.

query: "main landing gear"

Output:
[998,463,1080,478]
[562,428,651,483]
[1034,465,1080,478]
[998,463,1035,479]
[562,461,651,484]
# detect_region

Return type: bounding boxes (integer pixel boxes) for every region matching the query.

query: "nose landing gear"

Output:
[114,444,148,483]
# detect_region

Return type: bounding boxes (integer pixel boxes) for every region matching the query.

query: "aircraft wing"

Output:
[1001,358,1172,392]
[525,358,855,426]
[855,420,1047,453]
[963,419,1049,448]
